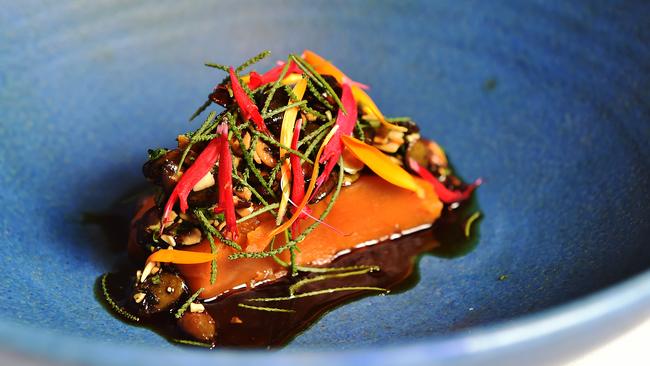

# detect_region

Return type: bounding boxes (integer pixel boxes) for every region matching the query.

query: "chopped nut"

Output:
[373,127,405,153]
[236,206,254,218]
[305,112,317,122]
[218,221,227,231]
[150,266,160,275]
[178,227,202,246]
[387,130,405,144]
[405,132,420,144]
[343,172,361,186]
[190,303,205,313]
[140,261,159,283]
[192,172,215,192]
[136,270,142,282]
[230,316,243,324]
[160,234,176,247]
[242,132,251,150]
[178,212,193,221]
[254,140,276,167]
[133,292,146,304]
[232,155,241,170]
[376,141,402,153]
[235,186,252,201]
[162,210,177,229]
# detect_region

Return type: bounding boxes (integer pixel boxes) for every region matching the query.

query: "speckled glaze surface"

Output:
[1,1,649,365]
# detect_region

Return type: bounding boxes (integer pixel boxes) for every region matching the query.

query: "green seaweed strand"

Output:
[238,303,295,313]
[236,50,271,73]
[289,266,380,295]
[261,59,292,116]
[290,54,346,114]
[248,286,387,302]
[297,121,334,148]
[100,274,140,322]
[194,209,242,251]
[175,288,204,319]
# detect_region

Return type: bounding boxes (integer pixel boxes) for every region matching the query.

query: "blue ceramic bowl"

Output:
[1,1,649,365]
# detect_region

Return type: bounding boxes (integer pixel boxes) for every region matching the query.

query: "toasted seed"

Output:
[160,234,176,247]
[133,292,146,304]
[178,228,202,246]
[190,303,205,313]
[192,172,215,192]
[255,140,276,167]
[236,206,254,218]
[235,186,252,201]
[140,261,159,283]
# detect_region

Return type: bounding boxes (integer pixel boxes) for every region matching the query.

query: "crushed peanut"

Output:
[133,292,146,304]
[161,234,177,247]
[189,303,205,313]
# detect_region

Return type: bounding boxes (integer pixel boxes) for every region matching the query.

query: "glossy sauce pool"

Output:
[96,199,480,348]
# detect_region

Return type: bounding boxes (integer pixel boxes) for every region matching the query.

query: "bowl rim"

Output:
[2,268,650,365]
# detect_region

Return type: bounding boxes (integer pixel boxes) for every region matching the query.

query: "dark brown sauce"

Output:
[94,198,480,349]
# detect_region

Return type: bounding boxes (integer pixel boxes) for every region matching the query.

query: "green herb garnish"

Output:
[100,274,140,322]
[464,211,481,238]
[238,303,295,313]
[175,288,204,319]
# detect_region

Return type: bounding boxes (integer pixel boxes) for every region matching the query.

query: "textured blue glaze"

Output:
[0,1,649,365]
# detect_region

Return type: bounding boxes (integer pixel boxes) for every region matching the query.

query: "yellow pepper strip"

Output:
[341,135,424,198]
[302,50,406,132]
[265,125,340,241]
[146,248,217,265]
[277,78,308,224]
[281,74,304,85]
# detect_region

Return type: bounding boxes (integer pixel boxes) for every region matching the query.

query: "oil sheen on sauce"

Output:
[96,199,480,348]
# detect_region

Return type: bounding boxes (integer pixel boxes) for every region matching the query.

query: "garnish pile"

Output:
[101,50,480,348]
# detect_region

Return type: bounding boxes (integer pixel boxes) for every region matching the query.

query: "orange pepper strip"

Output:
[341,135,424,198]
[146,248,217,265]
[264,125,340,242]
[302,50,406,132]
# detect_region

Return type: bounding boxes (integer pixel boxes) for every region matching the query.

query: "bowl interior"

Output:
[0,0,649,355]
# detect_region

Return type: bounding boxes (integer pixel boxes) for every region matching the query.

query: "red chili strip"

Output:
[407,158,481,203]
[161,138,221,232]
[216,123,239,240]
[228,66,270,134]
[248,61,303,90]
[314,82,357,192]
[289,119,308,239]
